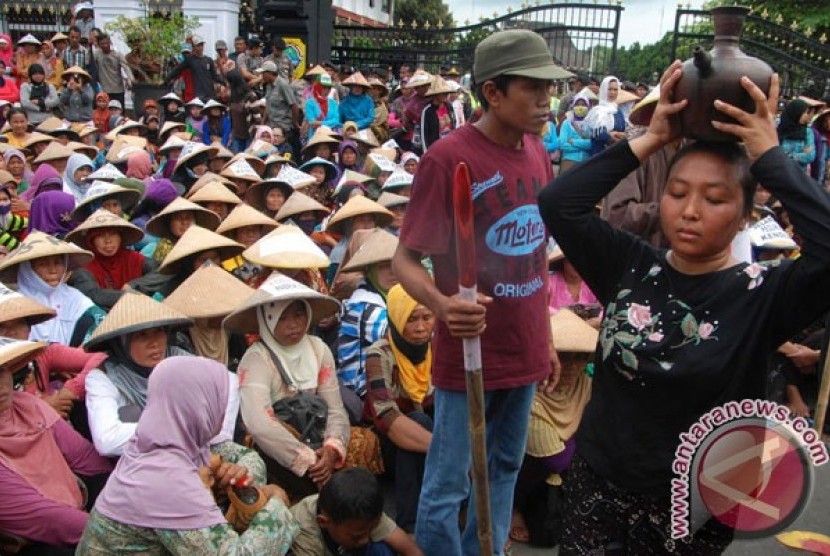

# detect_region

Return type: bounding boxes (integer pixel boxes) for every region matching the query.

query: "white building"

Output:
[332,0,395,27]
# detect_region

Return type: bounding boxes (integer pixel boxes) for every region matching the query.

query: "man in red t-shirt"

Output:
[393,29,564,554]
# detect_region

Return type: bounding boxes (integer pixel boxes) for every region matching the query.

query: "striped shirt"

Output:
[0,214,28,250]
[336,284,388,397]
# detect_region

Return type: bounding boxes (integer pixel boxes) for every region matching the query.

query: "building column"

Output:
[182,0,241,58]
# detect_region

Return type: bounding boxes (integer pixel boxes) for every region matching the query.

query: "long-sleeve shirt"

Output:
[304,97,341,141]
[165,54,225,102]
[27,343,107,399]
[558,118,593,162]
[19,82,59,124]
[336,285,388,397]
[68,258,156,311]
[338,93,375,130]
[0,419,112,546]
[780,127,816,171]
[0,213,27,250]
[93,49,134,95]
[538,140,830,494]
[0,76,19,102]
[201,116,232,146]
[60,84,95,122]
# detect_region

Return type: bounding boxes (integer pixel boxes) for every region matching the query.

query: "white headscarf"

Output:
[62,153,94,203]
[256,299,319,391]
[17,259,94,345]
[585,76,621,138]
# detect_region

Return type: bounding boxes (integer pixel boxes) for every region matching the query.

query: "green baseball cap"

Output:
[318,73,333,87]
[473,30,572,84]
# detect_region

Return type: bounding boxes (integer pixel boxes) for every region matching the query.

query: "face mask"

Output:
[0,203,10,216]
[573,105,588,118]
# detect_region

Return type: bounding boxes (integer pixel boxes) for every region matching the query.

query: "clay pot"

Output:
[675,6,773,142]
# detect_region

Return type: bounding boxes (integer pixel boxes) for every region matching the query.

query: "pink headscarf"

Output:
[94,356,231,530]
[0,34,13,67]
[125,150,153,181]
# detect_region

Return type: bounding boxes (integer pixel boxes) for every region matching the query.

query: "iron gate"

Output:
[672,8,830,99]
[331,2,623,77]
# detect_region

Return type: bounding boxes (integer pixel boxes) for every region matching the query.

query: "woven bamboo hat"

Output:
[145,197,221,240]
[264,152,294,172]
[85,163,127,183]
[84,292,193,351]
[22,133,52,151]
[105,120,146,142]
[629,85,659,127]
[68,141,99,159]
[186,180,242,208]
[158,226,245,274]
[341,228,398,272]
[33,142,73,164]
[221,157,262,183]
[164,263,256,319]
[246,139,276,159]
[549,309,599,353]
[0,282,56,326]
[298,157,338,184]
[377,191,409,209]
[223,272,340,334]
[0,231,93,282]
[106,136,148,164]
[159,121,186,139]
[242,225,330,269]
[370,147,397,161]
[425,76,455,96]
[191,171,239,195]
[70,182,142,222]
[211,142,234,161]
[275,191,330,222]
[403,71,434,89]
[334,169,375,196]
[0,338,48,373]
[382,167,414,191]
[247,165,315,210]
[327,196,393,235]
[302,128,341,153]
[351,128,380,148]
[36,117,81,141]
[216,204,279,237]
[224,153,266,176]
[342,71,371,88]
[364,152,397,178]
[63,66,92,82]
[304,65,327,78]
[174,141,218,172]
[67,209,144,249]
[158,134,187,154]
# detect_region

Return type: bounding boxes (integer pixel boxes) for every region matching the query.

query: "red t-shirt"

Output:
[400,123,553,391]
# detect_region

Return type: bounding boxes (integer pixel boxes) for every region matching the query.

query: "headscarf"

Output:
[777,99,810,141]
[93,92,110,133]
[28,191,77,237]
[597,76,620,109]
[254,125,273,142]
[312,81,330,117]
[125,150,152,180]
[0,34,13,67]
[337,140,360,171]
[132,177,178,230]
[2,149,31,185]
[62,153,94,203]
[84,228,147,290]
[386,284,432,403]
[366,263,391,299]
[22,165,65,202]
[0,391,84,509]
[26,64,49,103]
[17,259,94,345]
[256,299,319,391]
[94,356,231,530]
[584,76,620,138]
[188,320,230,366]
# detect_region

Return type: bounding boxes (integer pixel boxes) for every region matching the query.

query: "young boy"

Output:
[392,29,563,553]
[289,468,422,556]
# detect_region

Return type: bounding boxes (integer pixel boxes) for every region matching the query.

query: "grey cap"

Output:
[215,40,228,50]
[256,61,279,74]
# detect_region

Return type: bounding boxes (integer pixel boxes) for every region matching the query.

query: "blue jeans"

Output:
[415,384,536,555]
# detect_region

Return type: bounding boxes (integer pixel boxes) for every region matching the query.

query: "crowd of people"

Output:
[0,6,829,556]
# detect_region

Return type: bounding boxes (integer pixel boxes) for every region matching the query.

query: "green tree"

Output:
[704,0,830,37]
[394,0,454,28]
[612,33,675,84]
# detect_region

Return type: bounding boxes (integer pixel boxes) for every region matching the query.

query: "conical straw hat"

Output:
[341,228,399,272]
[377,191,409,209]
[425,76,455,96]
[0,282,56,326]
[186,180,242,206]
[216,204,279,237]
[265,152,294,169]
[370,147,397,161]
[549,308,599,353]
[223,272,340,334]
[364,152,397,177]
[174,141,218,172]
[158,134,187,154]
[0,338,48,372]
[629,85,659,127]
[70,181,142,222]
[105,120,146,142]
[246,165,315,210]
[403,71,434,89]
[158,226,245,274]
[327,195,393,234]
[382,167,414,191]
[86,163,127,183]
[304,65,326,78]
[246,139,276,159]
[302,128,341,153]
[63,66,92,81]
[223,153,266,176]
[212,142,234,160]
[275,191,330,222]
[191,171,239,195]
[334,169,375,196]
[242,225,330,269]
[33,142,73,164]
[146,197,221,240]
[159,121,186,138]
[68,141,99,159]
[23,133,52,150]
[66,209,144,249]
[245,179,294,211]
[342,71,371,88]
[84,292,193,351]
[298,157,337,184]
[106,136,148,164]
[164,263,256,319]
[351,128,379,148]
[221,157,262,183]
[0,231,93,282]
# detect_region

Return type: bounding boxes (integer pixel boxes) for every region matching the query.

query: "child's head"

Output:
[308,165,327,185]
[317,468,384,550]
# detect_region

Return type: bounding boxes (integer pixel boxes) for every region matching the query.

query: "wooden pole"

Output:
[453,161,494,554]
[815,343,830,436]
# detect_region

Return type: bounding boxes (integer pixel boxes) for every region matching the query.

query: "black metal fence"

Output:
[672,8,830,99]
[330,2,623,77]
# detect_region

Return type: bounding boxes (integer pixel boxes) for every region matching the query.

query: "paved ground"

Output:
[511,451,830,555]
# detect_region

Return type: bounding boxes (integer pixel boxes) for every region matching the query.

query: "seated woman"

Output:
[22,164,65,204]
[0,283,105,422]
[67,210,156,311]
[78,356,298,555]
[298,156,338,207]
[143,196,221,263]
[241,224,331,293]
[219,156,262,200]
[216,203,278,286]
[275,190,333,251]
[365,284,435,534]
[164,264,254,372]
[245,173,299,220]
[186,179,241,222]
[0,231,103,347]
[337,229,399,400]
[381,167,414,198]
[0,181,27,253]
[61,153,94,204]
[0,337,112,555]
[69,182,142,224]
[511,309,596,547]
[226,273,349,501]
[170,141,217,196]
[325,194,393,286]
[377,192,409,235]
[83,291,240,458]
[547,246,601,328]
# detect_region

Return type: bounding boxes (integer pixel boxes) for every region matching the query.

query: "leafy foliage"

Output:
[705,0,830,38]
[610,33,675,84]
[394,0,454,28]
